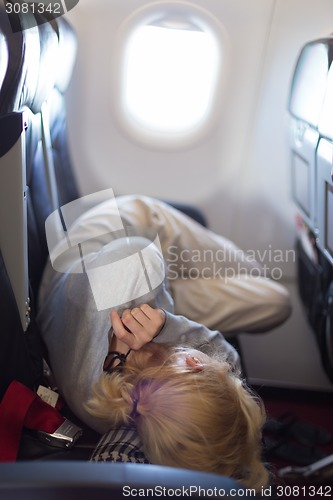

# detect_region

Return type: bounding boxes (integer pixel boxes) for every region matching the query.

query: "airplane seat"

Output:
[315,50,333,383]
[48,15,80,209]
[0,7,99,460]
[27,15,80,298]
[288,36,333,383]
[288,38,333,231]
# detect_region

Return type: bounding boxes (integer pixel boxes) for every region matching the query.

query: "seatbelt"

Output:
[0,380,82,462]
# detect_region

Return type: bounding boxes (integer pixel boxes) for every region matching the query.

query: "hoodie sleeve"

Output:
[153,310,240,370]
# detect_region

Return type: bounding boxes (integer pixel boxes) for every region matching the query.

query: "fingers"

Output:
[126,304,160,329]
[110,305,166,350]
[122,305,165,338]
[110,310,132,343]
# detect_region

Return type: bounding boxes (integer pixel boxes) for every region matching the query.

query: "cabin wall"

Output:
[66,0,333,390]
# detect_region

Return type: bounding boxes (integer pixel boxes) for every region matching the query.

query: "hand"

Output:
[110,304,166,350]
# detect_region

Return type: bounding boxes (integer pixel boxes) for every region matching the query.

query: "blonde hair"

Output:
[87,343,268,491]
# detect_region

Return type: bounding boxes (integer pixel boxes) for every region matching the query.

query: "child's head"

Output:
[87,343,268,491]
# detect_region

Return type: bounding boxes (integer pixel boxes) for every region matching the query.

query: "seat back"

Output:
[288,38,333,232]
[288,36,333,383]
[0,6,78,398]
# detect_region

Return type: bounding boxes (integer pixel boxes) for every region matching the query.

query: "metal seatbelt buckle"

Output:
[37,419,83,449]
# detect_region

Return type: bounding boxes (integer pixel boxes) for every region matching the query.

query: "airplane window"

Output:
[124,22,218,134]
[115,6,224,149]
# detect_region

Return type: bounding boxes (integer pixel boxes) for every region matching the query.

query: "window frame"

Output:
[111,1,230,150]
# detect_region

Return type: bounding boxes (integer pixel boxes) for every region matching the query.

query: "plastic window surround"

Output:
[112,1,229,150]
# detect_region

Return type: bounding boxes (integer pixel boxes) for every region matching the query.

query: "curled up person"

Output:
[37,194,291,491]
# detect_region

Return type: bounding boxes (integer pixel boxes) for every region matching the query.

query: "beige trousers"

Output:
[96,194,292,334]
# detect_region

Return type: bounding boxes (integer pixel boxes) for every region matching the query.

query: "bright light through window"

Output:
[123,23,220,135]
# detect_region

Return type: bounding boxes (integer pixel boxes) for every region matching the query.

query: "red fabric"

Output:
[0,380,64,462]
